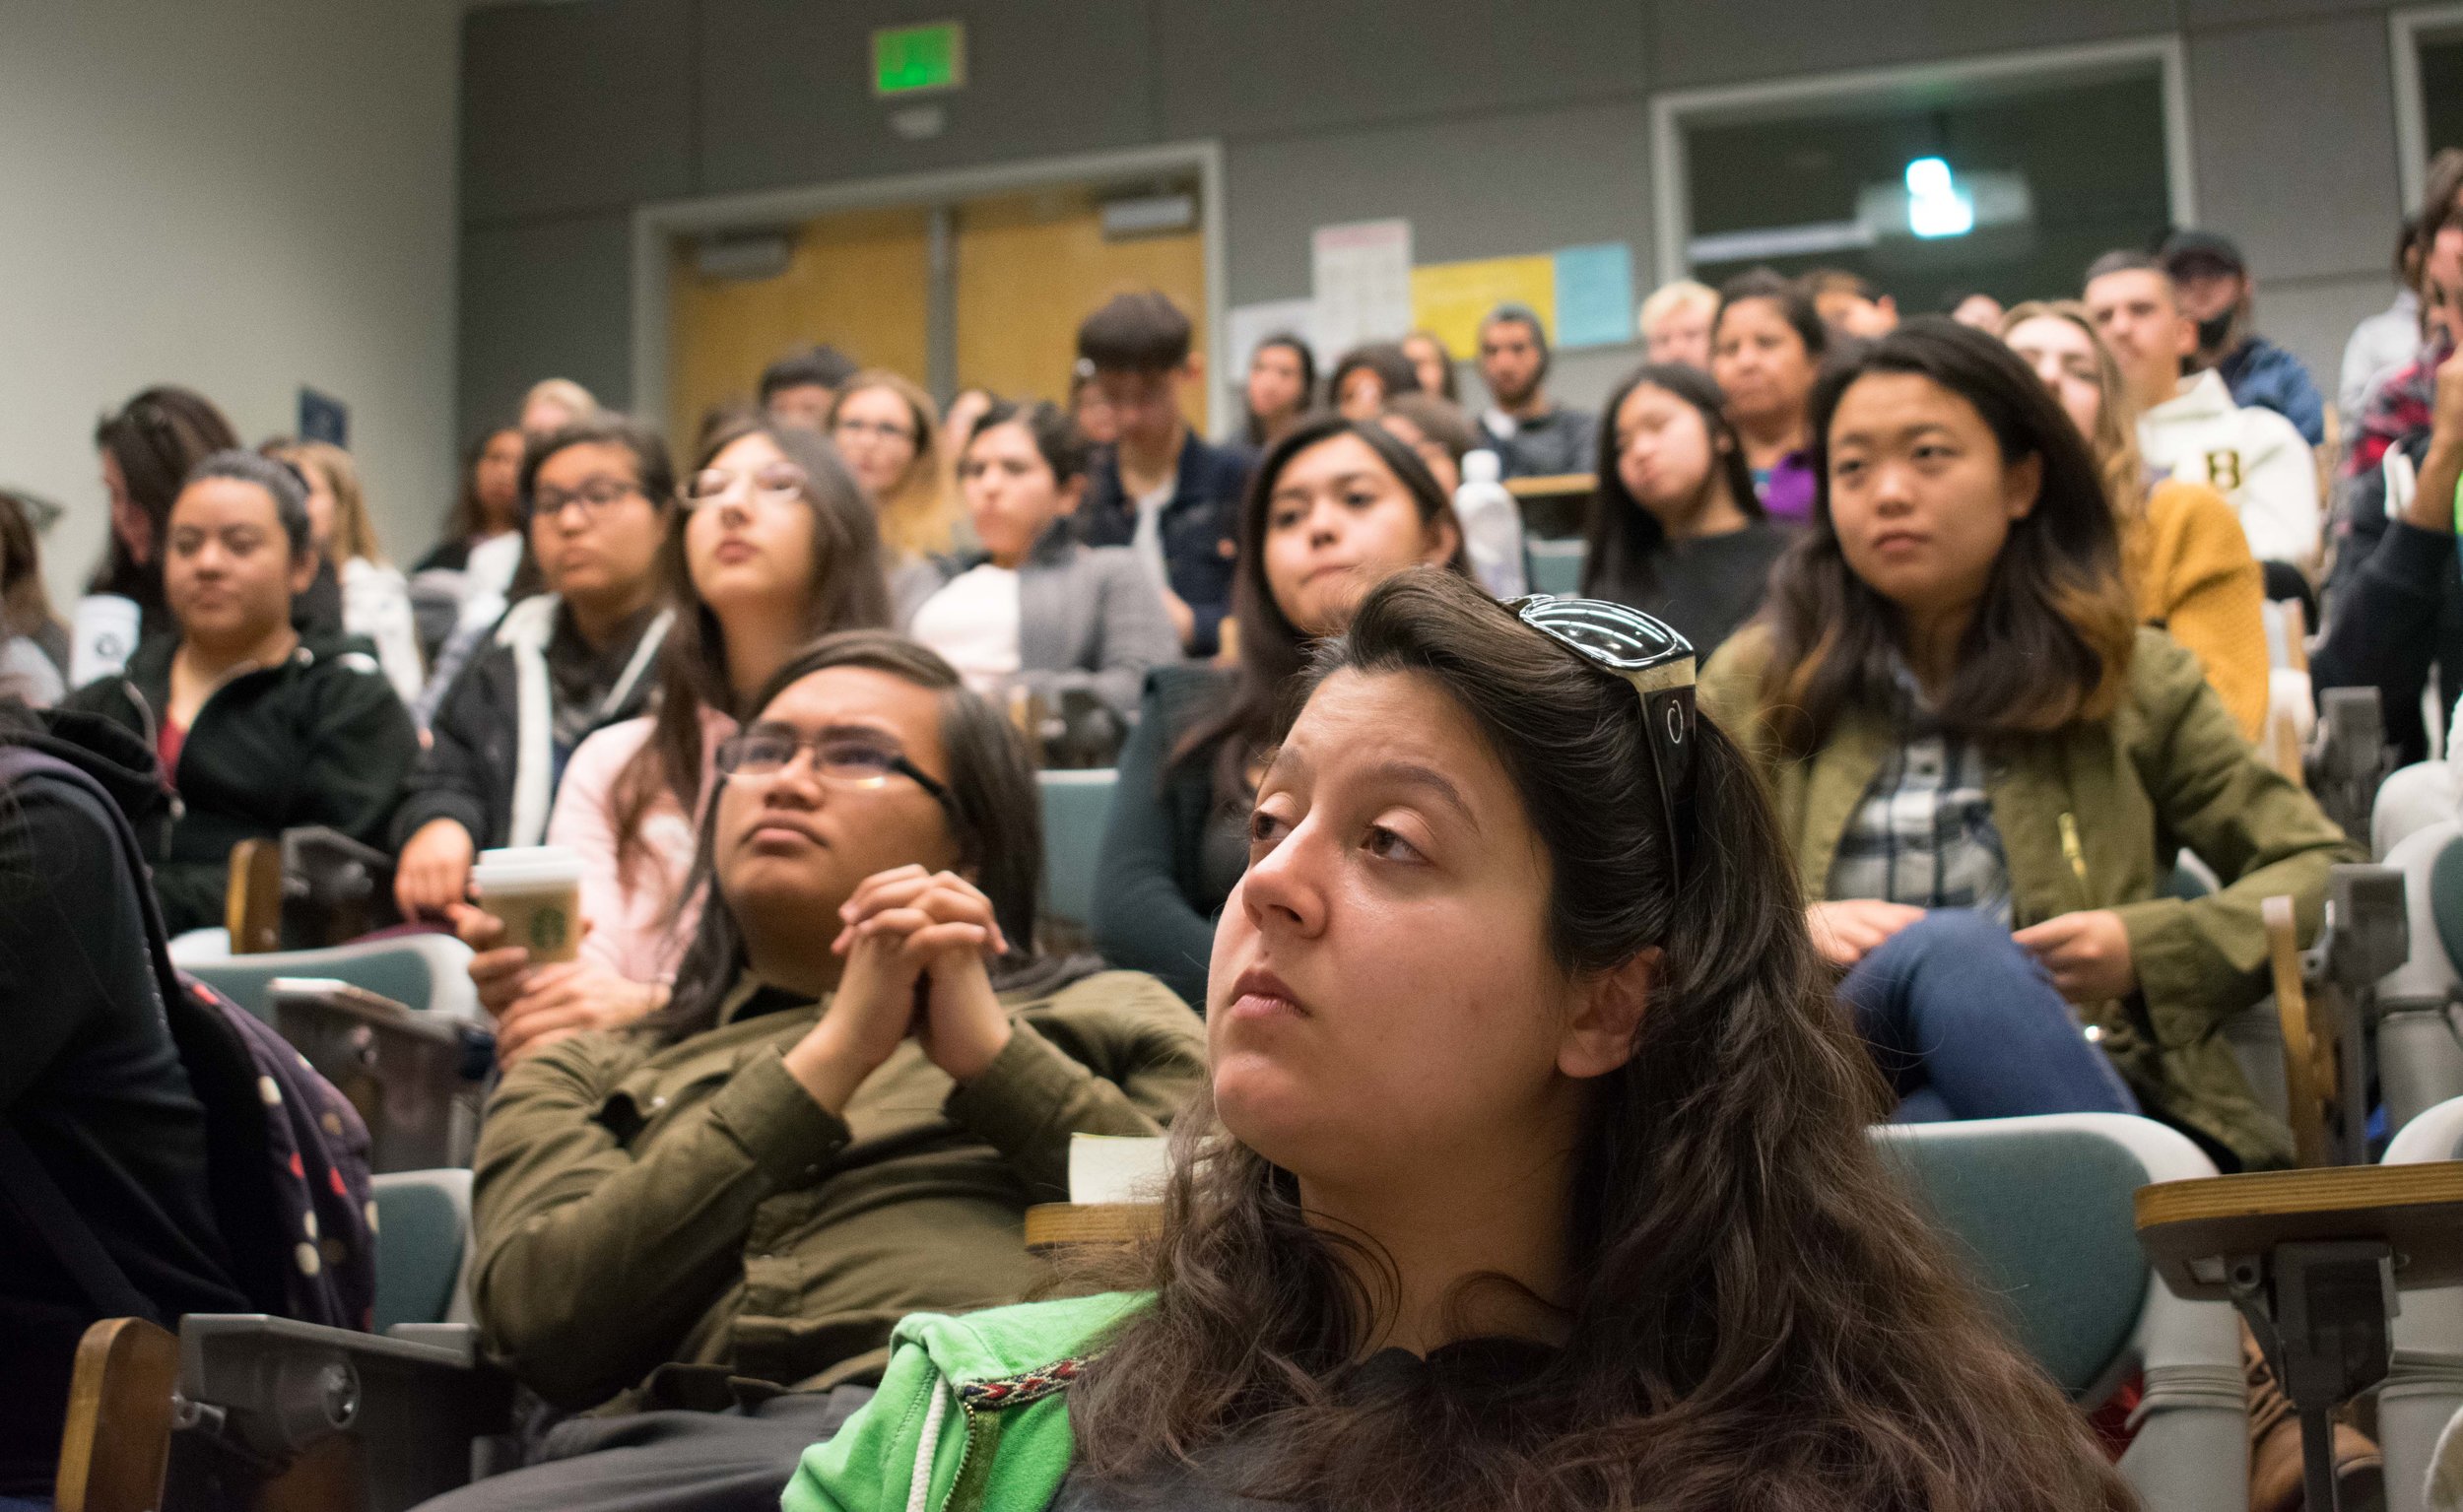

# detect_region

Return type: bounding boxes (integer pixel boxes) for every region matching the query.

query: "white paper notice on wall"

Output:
[1310,219,1413,356]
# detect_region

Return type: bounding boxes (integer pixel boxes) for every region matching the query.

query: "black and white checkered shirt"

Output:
[1826,671,2011,925]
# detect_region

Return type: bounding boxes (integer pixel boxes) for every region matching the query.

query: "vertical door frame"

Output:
[2395,4,2463,211]
[631,140,1229,438]
[1647,34,2194,285]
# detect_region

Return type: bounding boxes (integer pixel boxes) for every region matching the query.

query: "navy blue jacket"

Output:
[2220,336,2327,448]
[1078,433,1250,659]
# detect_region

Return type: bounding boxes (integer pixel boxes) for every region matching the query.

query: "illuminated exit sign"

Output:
[873,22,965,96]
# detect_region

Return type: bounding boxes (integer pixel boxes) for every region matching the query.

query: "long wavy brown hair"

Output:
[1068,569,2134,1512]
[1753,318,2139,757]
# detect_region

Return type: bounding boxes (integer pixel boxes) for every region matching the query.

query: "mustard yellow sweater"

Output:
[2129,480,2269,743]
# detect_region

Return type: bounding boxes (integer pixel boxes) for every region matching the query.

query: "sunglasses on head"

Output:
[1505,594,1697,863]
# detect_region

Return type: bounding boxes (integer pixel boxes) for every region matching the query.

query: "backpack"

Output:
[0,745,377,1332]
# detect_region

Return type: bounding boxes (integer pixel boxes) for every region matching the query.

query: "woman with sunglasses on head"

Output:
[1091,414,1469,1005]
[394,416,678,925]
[433,631,1203,1512]
[1581,362,1798,653]
[1700,319,2354,1169]
[454,418,892,1064]
[786,570,2131,1512]
[2000,300,2268,742]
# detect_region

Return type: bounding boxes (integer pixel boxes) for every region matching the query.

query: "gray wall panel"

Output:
[695,0,1157,197]
[2182,0,2395,28]
[2255,273,2408,393]
[462,0,696,224]
[1223,99,1653,306]
[2187,15,2400,283]
[1649,0,2177,91]
[1155,0,1644,141]
[459,213,636,442]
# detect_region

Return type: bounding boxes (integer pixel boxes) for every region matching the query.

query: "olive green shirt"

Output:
[1701,625,2358,1170]
[469,967,1204,1412]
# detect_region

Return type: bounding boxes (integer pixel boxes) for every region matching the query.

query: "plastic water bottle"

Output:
[1453,449,1527,598]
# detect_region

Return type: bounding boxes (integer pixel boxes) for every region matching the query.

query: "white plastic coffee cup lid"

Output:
[470,845,584,892]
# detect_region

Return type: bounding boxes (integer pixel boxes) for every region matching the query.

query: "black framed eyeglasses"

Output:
[1505,595,1697,862]
[715,725,961,819]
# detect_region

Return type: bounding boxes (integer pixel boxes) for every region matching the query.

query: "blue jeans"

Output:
[1839,909,2140,1122]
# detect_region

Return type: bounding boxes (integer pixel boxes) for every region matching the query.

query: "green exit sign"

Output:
[873,22,965,96]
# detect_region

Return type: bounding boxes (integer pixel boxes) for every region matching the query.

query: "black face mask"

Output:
[2196,309,2237,352]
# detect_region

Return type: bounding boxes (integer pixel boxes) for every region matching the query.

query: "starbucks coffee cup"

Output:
[469,846,584,963]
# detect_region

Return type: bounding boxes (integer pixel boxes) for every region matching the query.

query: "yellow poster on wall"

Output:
[1409,255,1556,360]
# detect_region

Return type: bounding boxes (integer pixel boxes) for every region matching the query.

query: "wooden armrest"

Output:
[228,837,284,953]
[2266,895,2331,1169]
[57,1317,178,1512]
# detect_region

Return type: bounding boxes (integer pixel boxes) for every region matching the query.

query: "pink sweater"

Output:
[545,707,735,985]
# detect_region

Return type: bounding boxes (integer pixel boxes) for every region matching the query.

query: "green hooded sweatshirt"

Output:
[784,1291,1149,1512]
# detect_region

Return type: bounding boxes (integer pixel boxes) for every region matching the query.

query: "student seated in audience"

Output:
[1093,414,1467,1005]
[0,700,252,1502]
[1376,391,1479,495]
[2084,251,2321,579]
[1,491,68,706]
[393,416,678,921]
[1712,269,1828,522]
[760,343,858,432]
[1947,289,2007,331]
[416,426,528,596]
[1580,362,1793,653]
[788,570,2133,1512]
[2002,300,2269,742]
[90,385,241,638]
[1239,332,1316,450]
[1076,293,1250,658]
[2163,230,2327,448]
[2342,215,2425,421]
[906,401,1177,728]
[267,438,424,704]
[1327,341,1421,422]
[829,369,957,589]
[1475,301,1598,479]
[1639,276,1718,368]
[457,419,892,1057]
[519,376,598,437]
[428,632,1203,1512]
[1698,321,2353,1169]
[1807,267,1899,338]
[1400,328,1459,402]
[65,451,417,936]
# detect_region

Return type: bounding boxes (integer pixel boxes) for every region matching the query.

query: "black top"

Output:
[60,630,419,935]
[2316,429,2463,765]
[1090,665,1245,1007]
[1581,518,1797,658]
[1046,1337,1556,1510]
[0,710,250,1496]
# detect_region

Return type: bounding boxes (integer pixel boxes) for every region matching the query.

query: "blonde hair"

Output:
[1998,299,2144,524]
[828,369,955,558]
[1638,278,1719,336]
[521,377,600,430]
[267,438,385,565]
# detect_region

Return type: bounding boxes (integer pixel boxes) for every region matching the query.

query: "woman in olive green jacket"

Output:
[447,631,1203,1512]
[1699,322,2353,1171]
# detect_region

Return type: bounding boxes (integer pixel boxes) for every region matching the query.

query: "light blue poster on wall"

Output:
[1551,242,1634,349]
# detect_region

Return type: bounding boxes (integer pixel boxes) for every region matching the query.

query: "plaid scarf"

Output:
[2345,326,2452,480]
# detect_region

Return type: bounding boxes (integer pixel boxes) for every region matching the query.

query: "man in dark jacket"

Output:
[1476,302,1600,479]
[1072,293,1248,659]
[0,701,252,1497]
[61,450,416,935]
[2163,230,2329,448]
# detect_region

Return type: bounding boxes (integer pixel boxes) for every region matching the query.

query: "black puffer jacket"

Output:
[61,630,417,935]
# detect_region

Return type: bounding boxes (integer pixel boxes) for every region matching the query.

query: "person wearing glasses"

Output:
[62,451,417,936]
[905,400,1178,733]
[433,631,1202,1512]
[392,415,678,923]
[783,571,2129,1512]
[1699,320,2353,1170]
[1092,414,1469,1006]
[828,369,960,577]
[455,418,893,1064]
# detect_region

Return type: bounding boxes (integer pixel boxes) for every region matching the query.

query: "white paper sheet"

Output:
[1310,218,1413,355]
[1067,1133,1171,1205]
